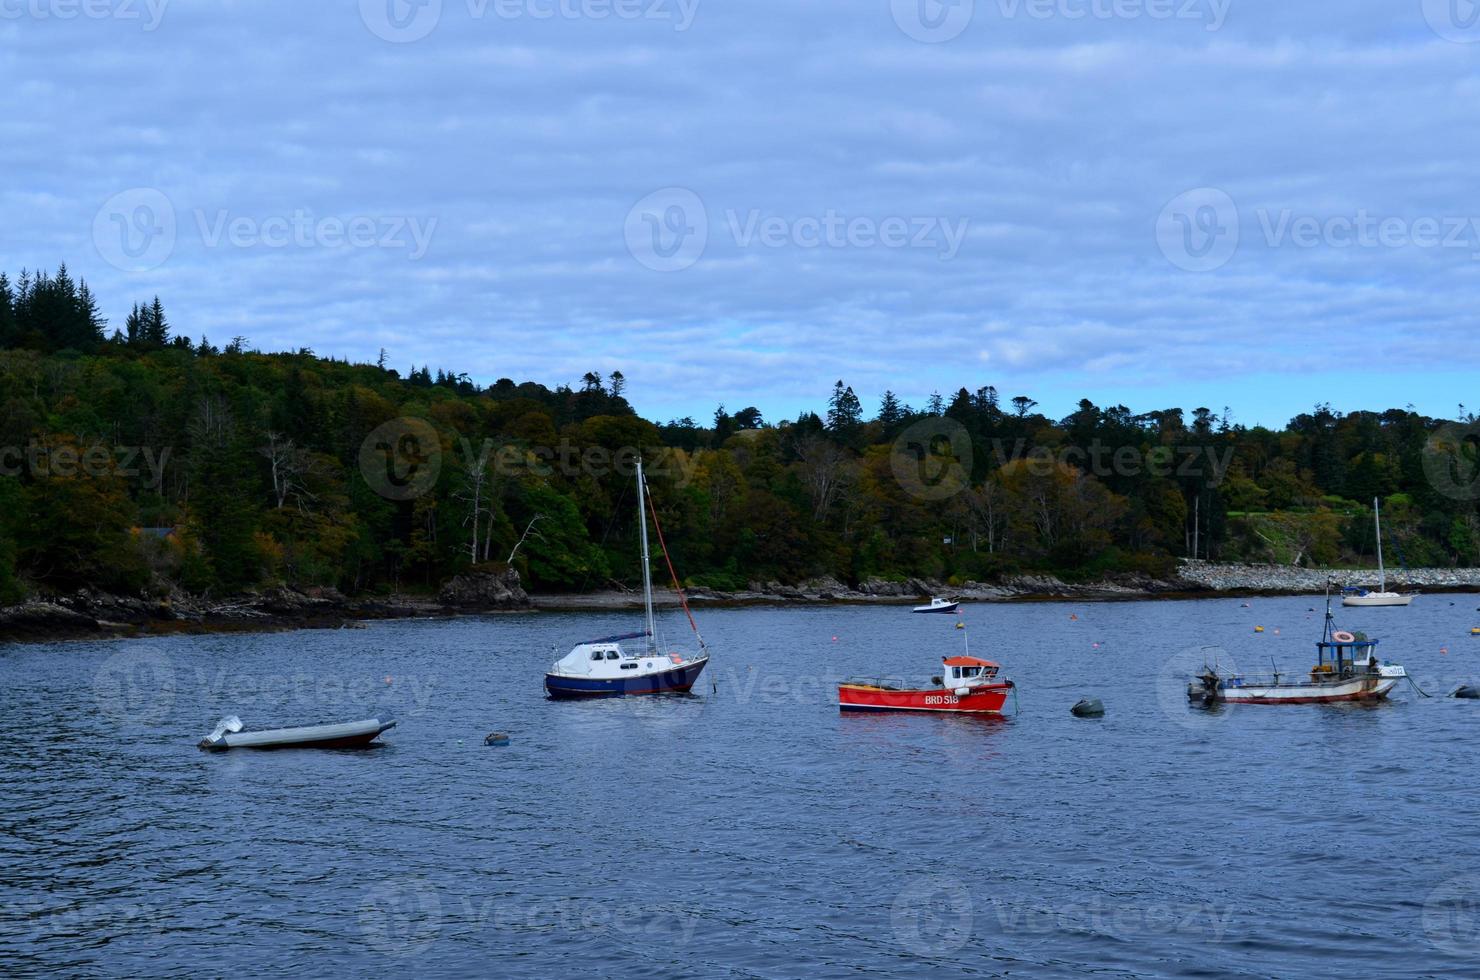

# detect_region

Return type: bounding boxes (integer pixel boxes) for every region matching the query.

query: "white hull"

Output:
[1215,675,1398,704]
[1341,593,1414,607]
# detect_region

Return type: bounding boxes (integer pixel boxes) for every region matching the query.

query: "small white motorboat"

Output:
[198,716,395,752]
[912,596,960,614]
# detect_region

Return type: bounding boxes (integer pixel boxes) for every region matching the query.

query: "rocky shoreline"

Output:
[0,568,530,644]
[5,561,1479,644]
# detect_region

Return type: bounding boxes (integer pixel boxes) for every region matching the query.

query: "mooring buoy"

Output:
[1071,698,1105,718]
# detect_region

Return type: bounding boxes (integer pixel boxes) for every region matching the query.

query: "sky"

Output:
[2,0,1478,429]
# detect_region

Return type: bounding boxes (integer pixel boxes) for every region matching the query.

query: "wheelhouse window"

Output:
[606,651,621,660]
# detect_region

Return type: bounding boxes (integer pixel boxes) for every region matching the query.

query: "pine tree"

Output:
[609,371,626,400]
[0,272,14,349]
[125,304,145,348]
[145,296,170,348]
[877,390,904,430]
[826,381,864,448]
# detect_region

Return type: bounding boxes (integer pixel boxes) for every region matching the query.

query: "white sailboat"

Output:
[544,458,710,698]
[1342,497,1415,607]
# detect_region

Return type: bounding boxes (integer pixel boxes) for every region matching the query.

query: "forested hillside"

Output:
[0,266,1476,603]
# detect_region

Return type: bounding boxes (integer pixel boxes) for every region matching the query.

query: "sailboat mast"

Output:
[1373,496,1386,593]
[637,457,657,649]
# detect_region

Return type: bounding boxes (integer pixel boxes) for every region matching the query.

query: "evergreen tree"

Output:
[877,390,904,431]
[826,380,863,444]
[0,273,14,349]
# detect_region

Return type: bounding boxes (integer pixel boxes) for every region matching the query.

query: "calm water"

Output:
[3,596,1480,978]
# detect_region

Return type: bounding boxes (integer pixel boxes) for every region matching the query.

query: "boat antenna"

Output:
[1323,578,1335,643]
[643,459,708,655]
[636,456,657,651]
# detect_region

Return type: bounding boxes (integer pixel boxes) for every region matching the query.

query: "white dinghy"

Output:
[198,716,395,752]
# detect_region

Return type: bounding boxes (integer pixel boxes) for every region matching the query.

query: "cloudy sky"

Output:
[3,0,1478,426]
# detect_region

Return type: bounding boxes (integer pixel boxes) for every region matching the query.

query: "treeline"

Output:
[0,268,1476,604]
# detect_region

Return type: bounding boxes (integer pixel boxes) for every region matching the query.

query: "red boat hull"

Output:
[838,682,1012,715]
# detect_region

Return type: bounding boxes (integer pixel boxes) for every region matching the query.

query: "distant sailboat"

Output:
[544,458,710,698]
[1342,497,1414,607]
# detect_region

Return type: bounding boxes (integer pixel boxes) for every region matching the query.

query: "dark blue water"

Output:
[3,596,1480,978]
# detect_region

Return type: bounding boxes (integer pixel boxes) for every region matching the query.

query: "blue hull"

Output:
[545,659,708,699]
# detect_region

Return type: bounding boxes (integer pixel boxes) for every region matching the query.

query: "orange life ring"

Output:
[1332,631,1356,643]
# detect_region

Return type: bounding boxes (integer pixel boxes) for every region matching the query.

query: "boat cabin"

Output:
[549,634,691,681]
[942,655,1001,686]
[1313,635,1379,678]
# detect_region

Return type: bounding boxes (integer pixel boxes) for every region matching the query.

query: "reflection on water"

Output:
[2,596,1479,976]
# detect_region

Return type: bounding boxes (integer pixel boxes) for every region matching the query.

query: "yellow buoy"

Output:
[1254,625,1265,633]
[1471,627,1480,636]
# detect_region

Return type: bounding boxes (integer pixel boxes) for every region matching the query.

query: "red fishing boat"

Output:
[838,656,1014,715]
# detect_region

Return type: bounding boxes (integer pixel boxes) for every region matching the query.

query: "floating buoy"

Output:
[484,732,510,747]
[1453,686,1480,700]
[832,636,839,642]
[1471,627,1480,636]
[1254,626,1265,633]
[1091,642,1100,649]
[1273,629,1281,636]
[1071,698,1105,718]
[1241,602,1251,609]
[384,675,393,685]
[1069,614,1078,621]
[955,622,965,630]
[1441,647,1450,656]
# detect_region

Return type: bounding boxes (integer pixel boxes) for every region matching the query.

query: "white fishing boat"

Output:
[1342,497,1414,607]
[912,596,960,614]
[544,458,709,699]
[198,716,395,751]
[1189,586,1406,706]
